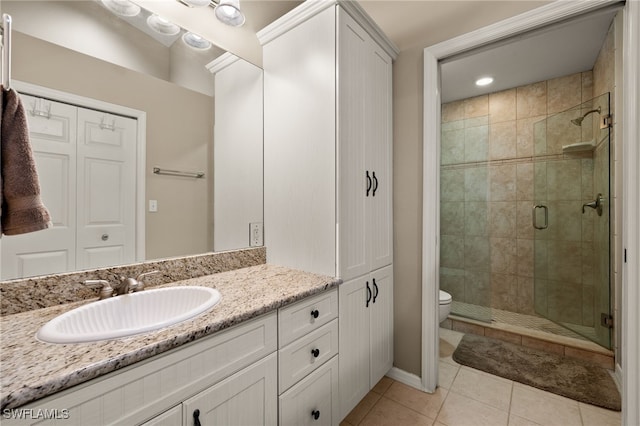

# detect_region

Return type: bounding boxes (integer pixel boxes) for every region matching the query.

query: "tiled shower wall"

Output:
[440,71,597,321]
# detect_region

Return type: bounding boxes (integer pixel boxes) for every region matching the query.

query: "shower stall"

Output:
[440,87,612,350]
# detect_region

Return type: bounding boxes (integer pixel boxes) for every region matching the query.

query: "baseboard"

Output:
[614,363,623,393]
[386,367,432,393]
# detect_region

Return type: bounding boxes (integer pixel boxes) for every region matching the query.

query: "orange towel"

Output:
[0,86,52,235]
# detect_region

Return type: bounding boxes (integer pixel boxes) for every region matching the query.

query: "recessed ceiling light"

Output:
[147,14,180,36]
[101,0,141,17]
[183,32,212,50]
[475,77,494,87]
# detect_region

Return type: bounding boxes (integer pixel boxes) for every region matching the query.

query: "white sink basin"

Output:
[37,286,221,344]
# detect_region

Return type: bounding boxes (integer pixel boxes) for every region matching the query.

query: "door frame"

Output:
[421,2,640,425]
[11,80,147,263]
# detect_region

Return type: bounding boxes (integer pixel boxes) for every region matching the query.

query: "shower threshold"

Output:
[443,301,614,370]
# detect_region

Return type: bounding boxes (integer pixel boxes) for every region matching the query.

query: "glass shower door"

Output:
[533,93,611,348]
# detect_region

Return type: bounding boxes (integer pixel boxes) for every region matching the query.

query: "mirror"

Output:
[0,0,296,280]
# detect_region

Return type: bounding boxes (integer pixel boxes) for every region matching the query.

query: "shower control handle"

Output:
[532,204,548,230]
[582,193,604,216]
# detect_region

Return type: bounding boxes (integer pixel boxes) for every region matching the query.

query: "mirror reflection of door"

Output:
[1,93,137,280]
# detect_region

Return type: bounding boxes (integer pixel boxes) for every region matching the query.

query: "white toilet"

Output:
[439,290,452,323]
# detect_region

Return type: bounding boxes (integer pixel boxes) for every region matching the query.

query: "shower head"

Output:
[571,106,602,126]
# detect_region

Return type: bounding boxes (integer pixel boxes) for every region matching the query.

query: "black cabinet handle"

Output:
[366,171,372,196]
[366,281,372,307]
[372,278,379,303]
[311,348,320,358]
[311,309,319,319]
[193,409,201,426]
[372,171,378,196]
[311,410,320,420]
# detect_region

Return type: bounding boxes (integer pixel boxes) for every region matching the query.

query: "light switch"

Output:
[149,200,158,212]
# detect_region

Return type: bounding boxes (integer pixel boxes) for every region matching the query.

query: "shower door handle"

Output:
[532,204,548,230]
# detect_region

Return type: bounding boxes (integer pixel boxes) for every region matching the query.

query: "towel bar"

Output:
[1,13,12,91]
[153,167,205,179]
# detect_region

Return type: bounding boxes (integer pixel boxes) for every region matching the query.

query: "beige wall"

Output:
[391,2,607,377]
[12,32,214,262]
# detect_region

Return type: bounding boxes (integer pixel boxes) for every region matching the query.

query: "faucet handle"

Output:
[133,270,160,291]
[83,279,114,299]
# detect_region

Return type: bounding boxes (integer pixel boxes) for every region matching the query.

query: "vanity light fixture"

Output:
[215,0,245,27]
[177,0,246,27]
[100,0,141,17]
[147,14,181,36]
[475,76,494,86]
[183,32,212,50]
[180,0,211,6]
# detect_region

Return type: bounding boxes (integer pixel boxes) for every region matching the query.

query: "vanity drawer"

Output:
[278,288,338,348]
[278,319,338,394]
[279,355,339,426]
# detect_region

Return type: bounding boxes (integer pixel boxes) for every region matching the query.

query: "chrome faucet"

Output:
[83,270,159,299]
[118,270,159,294]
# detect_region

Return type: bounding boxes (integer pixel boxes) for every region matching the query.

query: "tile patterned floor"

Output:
[339,328,621,426]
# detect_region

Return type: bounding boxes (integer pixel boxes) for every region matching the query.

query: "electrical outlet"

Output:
[149,200,158,212]
[250,222,263,247]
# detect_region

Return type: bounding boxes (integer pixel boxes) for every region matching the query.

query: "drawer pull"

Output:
[311,309,320,319]
[193,409,202,426]
[311,410,320,420]
[311,348,320,358]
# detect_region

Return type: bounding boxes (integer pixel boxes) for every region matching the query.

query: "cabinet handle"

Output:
[311,410,320,420]
[366,281,372,307]
[372,278,379,303]
[193,409,201,426]
[372,171,378,196]
[311,348,320,358]
[311,309,319,319]
[366,171,372,197]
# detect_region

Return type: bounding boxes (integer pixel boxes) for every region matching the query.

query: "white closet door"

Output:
[367,43,393,271]
[338,8,369,281]
[1,95,77,280]
[76,109,136,270]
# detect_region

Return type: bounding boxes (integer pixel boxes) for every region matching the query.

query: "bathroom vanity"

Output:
[0,264,340,425]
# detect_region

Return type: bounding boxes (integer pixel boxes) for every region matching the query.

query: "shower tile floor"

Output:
[339,328,621,426]
[451,301,598,342]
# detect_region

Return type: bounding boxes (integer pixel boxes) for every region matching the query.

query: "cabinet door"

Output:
[338,276,370,420]
[366,44,393,272]
[369,265,394,386]
[338,8,369,281]
[279,356,339,426]
[141,405,182,426]
[183,353,277,426]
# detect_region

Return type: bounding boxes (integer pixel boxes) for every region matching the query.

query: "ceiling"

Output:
[358,1,621,103]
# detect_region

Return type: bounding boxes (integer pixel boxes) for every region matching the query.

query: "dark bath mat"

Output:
[452,333,621,411]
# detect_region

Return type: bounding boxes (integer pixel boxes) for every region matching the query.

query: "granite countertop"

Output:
[0,264,341,410]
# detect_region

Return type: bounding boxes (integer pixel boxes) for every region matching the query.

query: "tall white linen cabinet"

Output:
[259,1,398,422]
